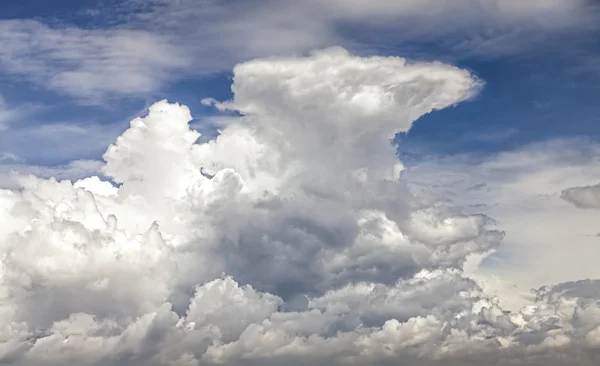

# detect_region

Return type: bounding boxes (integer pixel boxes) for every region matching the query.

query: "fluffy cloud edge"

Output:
[1,48,600,366]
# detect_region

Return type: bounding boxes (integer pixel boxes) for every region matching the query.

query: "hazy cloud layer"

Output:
[406,138,600,310]
[1,49,600,365]
[0,96,40,130]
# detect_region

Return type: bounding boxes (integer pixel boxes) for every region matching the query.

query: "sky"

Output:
[1,1,600,365]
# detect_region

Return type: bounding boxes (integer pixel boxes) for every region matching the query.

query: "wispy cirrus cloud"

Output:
[0,120,125,165]
[0,95,39,130]
[0,97,19,130]
[0,20,191,103]
[0,0,598,102]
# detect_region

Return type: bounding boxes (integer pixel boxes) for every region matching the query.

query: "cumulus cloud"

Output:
[0,159,103,190]
[1,48,600,366]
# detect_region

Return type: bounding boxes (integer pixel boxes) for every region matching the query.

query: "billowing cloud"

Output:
[1,48,600,366]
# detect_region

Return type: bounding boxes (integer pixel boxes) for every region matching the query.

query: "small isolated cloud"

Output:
[1,48,600,366]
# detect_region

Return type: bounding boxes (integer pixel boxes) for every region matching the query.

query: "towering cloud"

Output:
[0,48,599,365]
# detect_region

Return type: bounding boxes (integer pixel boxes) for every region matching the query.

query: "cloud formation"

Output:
[1,0,598,101]
[1,48,600,366]
[406,138,600,309]
[0,20,190,102]
[562,183,600,209]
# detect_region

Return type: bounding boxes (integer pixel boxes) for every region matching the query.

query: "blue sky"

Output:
[1,0,599,166]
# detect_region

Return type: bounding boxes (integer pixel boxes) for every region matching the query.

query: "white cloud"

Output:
[0,20,190,102]
[406,138,600,310]
[0,49,600,365]
[1,0,598,101]
[0,153,20,163]
[0,159,103,189]
[125,0,600,71]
